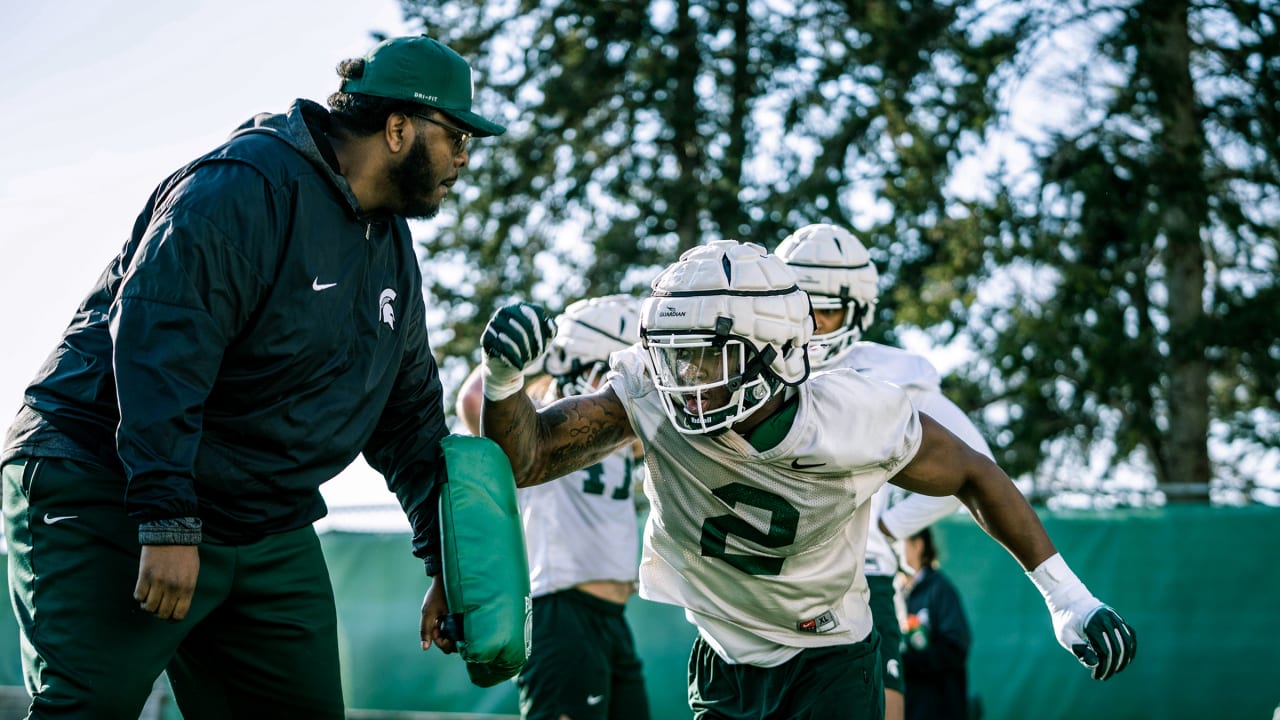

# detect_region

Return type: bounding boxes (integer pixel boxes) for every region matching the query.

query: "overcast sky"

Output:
[0,0,417,509]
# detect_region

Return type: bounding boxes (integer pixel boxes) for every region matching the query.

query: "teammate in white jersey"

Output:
[777,222,992,720]
[475,240,1135,719]
[457,294,650,720]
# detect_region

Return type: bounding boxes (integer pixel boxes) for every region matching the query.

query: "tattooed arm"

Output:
[482,383,637,488]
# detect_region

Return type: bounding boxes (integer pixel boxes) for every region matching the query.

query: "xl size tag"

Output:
[797,609,840,633]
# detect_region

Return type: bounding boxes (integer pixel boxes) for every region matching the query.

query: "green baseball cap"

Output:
[341,35,506,137]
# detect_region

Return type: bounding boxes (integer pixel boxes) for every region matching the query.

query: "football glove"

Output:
[482,303,556,401]
[1027,553,1137,681]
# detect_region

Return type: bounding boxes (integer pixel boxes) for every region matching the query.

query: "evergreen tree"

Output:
[394,0,1278,499]
[951,0,1278,500]
[397,0,1014,359]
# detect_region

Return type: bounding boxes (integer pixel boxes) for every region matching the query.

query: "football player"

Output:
[777,222,993,720]
[474,240,1135,719]
[457,294,650,720]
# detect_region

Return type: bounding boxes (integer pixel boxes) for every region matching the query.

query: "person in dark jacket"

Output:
[901,528,974,720]
[1,35,504,719]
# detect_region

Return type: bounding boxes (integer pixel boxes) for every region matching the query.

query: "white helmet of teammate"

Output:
[775,223,879,368]
[543,293,641,396]
[640,240,813,435]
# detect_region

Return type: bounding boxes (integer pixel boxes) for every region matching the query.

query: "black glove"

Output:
[1072,605,1137,681]
[481,303,555,401]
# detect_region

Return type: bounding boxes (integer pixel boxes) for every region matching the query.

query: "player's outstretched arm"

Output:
[455,364,485,435]
[480,303,635,487]
[891,413,1137,681]
[891,414,1053,568]
[878,390,995,539]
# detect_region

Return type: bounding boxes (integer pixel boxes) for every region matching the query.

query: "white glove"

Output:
[481,303,556,401]
[1027,553,1137,681]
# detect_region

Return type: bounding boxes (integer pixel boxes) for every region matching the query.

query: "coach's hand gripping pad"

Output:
[438,434,532,687]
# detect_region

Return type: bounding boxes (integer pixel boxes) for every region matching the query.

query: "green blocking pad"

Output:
[438,434,532,687]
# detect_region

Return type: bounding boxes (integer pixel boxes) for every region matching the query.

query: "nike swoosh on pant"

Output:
[43,513,79,524]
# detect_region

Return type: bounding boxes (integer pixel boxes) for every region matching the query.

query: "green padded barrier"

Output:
[438,434,532,688]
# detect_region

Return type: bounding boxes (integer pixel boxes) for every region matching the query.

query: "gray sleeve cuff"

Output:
[138,517,203,545]
[423,556,441,577]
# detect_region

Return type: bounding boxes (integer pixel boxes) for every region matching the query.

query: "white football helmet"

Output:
[775,223,879,368]
[543,294,641,396]
[640,240,813,435]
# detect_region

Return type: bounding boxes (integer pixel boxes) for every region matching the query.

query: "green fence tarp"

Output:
[321,530,695,718]
[929,503,1280,720]
[1,505,1277,719]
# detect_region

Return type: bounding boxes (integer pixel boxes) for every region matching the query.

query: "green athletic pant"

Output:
[3,458,344,719]
[516,589,650,720]
[688,629,883,719]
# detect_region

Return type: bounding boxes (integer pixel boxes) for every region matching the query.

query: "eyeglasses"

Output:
[413,114,471,156]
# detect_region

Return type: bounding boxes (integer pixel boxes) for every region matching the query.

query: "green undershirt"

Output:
[744,393,799,452]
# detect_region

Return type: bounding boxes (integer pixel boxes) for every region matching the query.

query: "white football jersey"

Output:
[521,390,641,598]
[836,342,994,577]
[608,346,921,666]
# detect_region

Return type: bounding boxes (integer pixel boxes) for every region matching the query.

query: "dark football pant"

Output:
[516,589,651,720]
[688,628,883,720]
[868,574,906,693]
[3,458,344,719]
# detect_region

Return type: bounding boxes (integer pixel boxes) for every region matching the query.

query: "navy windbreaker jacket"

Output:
[4,99,448,570]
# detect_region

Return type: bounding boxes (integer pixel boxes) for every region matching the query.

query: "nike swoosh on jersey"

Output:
[790,458,825,469]
[586,695,604,706]
[43,513,79,524]
[312,278,338,291]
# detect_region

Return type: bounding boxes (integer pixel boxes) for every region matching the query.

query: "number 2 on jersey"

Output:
[700,483,799,576]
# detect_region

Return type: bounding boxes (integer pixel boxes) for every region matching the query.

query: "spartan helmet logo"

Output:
[379,288,397,329]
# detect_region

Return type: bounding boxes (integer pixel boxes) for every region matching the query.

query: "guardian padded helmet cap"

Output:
[775,223,879,368]
[640,240,813,435]
[544,294,641,396]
